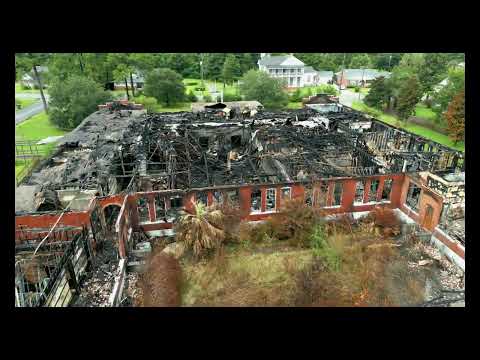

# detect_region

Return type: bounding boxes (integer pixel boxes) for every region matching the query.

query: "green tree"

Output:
[431,67,465,119]
[349,53,373,68]
[240,70,289,110]
[222,54,241,87]
[418,53,450,102]
[396,76,422,121]
[373,53,403,70]
[364,76,392,109]
[444,90,465,145]
[16,53,50,113]
[48,76,111,129]
[113,63,134,100]
[144,68,185,106]
[203,53,227,80]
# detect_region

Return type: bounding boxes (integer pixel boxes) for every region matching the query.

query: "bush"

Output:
[48,75,111,129]
[354,86,360,93]
[133,95,158,113]
[144,68,186,106]
[203,94,213,102]
[223,93,242,102]
[186,90,197,102]
[310,225,342,271]
[139,251,182,307]
[316,84,338,96]
[289,89,303,102]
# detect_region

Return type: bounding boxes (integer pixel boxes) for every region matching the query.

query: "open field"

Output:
[15,98,37,111]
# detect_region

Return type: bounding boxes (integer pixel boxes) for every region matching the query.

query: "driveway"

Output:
[339,89,365,107]
[15,102,44,125]
[15,93,49,125]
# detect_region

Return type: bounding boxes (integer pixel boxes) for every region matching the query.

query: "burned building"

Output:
[14,100,466,307]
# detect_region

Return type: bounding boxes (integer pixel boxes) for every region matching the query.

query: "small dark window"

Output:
[305,185,313,206]
[170,196,183,209]
[231,135,242,148]
[196,192,208,206]
[369,179,380,202]
[406,183,421,212]
[354,181,365,204]
[154,194,166,221]
[226,189,239,206]
[199,137,209,149]
[137,197,150,223]
[382,179,393,201]
[251,189,261,213]
[332,182,343,206]
[213,190,224,205]
[266,188,276,211]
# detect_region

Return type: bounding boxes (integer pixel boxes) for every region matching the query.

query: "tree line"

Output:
[363,53,465,144]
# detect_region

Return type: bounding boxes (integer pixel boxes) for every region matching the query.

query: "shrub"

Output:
[186,90,197,102]
[223,93,242,102]
[289,89,303,102]
[203,94,213,102]
[310,225,342,271]
[316,84,338,96]
[354,86,360,93]
[139,251,182,307]
[133,95,158,113]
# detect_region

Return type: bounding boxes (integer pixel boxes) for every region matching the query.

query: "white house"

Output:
[21,66,48,89]
[258,54,331,88]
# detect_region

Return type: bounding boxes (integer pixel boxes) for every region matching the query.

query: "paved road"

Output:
[15,93,49,125]
[15,102,44,125]
[339,89,365,107]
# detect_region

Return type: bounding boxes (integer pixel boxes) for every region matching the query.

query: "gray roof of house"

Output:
[258,55,305,67]
[304,66,317,74]
[335,69,391,81]
[317,71,334,78]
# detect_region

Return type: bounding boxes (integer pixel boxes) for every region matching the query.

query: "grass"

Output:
[415,103,438,122]
[15,112,67,184]
[15,82,45,94]
[359,87,370,95]
[16,112,67,140]
[287,102,303,109]
[351,101,464,152]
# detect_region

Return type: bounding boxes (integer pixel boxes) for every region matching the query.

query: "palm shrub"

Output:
[175,202,226,258]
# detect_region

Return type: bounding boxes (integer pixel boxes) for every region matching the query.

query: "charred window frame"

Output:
[369,179,380,202]
[354,181,365,205]
[196,192,208,206]
[318,182,329,207]
[332,182,343,206]
[154,194,166,221]
[226,189,239,206]
[266,188,276,211]
[305,185,313,206]
[251,188,262,213]
[281,187,291,203]
[213,190,224,205]
[137,196,150,223]
[382,179,393,201]
[406,182,421,212]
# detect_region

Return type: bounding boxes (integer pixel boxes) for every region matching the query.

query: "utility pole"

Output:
[388,54,393,70]
[200,53,204,85]
[33,65,48,114]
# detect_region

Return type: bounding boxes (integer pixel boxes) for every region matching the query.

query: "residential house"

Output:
[258,54,332,88]
[335,69,391,89]
[20,66,48,89]
[113,73,145,91]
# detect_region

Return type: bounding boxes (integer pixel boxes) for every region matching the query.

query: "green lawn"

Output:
[351,102,464,152]
[415,103,438,122]
[16,112,67,140]
[359,87,370,95]
[15,98,37,111]
[15,82,45,94]
[287,102,303,109]
[15,112,68,183]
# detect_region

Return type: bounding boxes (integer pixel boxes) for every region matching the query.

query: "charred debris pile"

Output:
[20,106,464,197]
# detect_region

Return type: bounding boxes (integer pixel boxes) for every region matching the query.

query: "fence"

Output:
[15,226,92,307]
